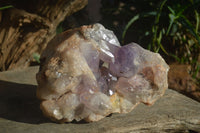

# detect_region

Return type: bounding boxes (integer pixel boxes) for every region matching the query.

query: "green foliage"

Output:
[122,0,200,51]
[33,53,40,63]
[56,23,64,34]
[0,5,13,10]
[102,0,200,81]
[122,11,156,44]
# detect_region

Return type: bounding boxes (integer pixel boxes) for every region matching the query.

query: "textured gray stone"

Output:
[0,66,200,133]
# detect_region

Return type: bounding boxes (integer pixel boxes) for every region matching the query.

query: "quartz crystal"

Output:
[36,24,169,122]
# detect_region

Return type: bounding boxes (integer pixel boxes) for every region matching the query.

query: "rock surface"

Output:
[0,67,200,132]
[36,24,169,122]
[168,64,200,102]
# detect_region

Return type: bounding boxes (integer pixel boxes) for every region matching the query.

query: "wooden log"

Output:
[0,0,88,71]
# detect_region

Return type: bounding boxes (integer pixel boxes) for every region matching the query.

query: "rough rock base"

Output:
[0,67,200,132]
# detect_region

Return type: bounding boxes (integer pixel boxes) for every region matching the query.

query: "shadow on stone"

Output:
[0,80,50,124]
[0,79,111,125]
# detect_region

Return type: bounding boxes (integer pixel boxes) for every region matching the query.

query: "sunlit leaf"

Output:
[195,11,199,33]
[167,13,177,35]
[0,5,13,10]
[122,11,156,43]
[168,6,175,14]
[33,53,40,63]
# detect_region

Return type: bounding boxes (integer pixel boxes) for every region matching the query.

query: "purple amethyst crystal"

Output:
[109,44,139,78]
[36,24,169,122]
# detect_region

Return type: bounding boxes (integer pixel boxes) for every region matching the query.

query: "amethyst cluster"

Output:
[36,24,169,122]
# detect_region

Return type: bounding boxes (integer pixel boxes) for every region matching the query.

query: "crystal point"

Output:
[36,23,169,122]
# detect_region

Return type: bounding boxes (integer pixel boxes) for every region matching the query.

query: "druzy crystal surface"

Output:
[36,24,169,122]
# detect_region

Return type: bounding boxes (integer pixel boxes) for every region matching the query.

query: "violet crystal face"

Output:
[36,24,169,122]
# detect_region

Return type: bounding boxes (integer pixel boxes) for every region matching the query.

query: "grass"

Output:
[0,5,13,10]
[103,0,200,81]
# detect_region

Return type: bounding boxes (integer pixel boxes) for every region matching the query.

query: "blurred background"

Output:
[0,0,200,101]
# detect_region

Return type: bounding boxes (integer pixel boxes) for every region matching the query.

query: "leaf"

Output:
[167,13,177,35]
[169,53,180,62]
[160,43,169,55]
[179,15,200,44]
[122,11,157,43]
[0,5,13,10]
[33,53,40,63]
[167,6,175,14]
[157,30,163,44]
[177,5,188,17]
[155,0,167,24]
[122,14,139,43]
[195,10,199,33]
[192,63,200,78]
[156,31,168,55]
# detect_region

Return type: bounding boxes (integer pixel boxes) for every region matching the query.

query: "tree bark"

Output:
[0,0,88,71]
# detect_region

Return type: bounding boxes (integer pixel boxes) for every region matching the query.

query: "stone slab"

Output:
[0,66,200,133]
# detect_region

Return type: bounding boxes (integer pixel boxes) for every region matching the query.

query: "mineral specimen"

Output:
[36,24,169,122]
